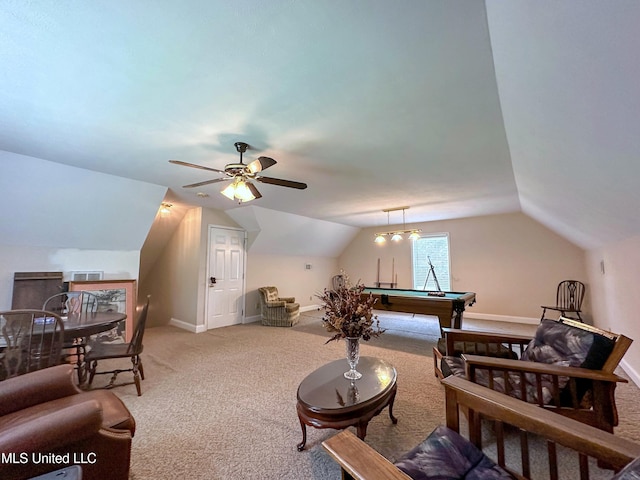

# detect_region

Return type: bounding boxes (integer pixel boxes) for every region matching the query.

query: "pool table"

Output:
[361,288,476,330]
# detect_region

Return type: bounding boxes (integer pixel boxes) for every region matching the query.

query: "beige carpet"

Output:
[95,311,640,479]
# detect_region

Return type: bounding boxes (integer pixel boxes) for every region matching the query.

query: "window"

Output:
[412,233,451,291]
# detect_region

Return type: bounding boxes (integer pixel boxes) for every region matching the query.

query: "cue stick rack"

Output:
[375,257,397,288]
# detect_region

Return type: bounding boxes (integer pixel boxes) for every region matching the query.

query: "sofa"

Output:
[0,364,135,480]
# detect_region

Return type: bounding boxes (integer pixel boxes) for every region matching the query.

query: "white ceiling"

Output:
[1,1,638,250]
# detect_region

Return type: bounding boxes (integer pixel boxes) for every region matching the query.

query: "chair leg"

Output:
[87,360,97,386]
[132,356,142,396]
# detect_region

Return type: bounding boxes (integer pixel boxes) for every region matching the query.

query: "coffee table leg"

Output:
[297,416,307,451]
[356,422,368,440]
[388,387,398,424]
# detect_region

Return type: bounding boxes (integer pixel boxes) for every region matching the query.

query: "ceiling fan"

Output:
[169,142,307,203]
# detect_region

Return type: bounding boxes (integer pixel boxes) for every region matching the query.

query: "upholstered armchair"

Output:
[0,364,135,480]
[258,286,300,327]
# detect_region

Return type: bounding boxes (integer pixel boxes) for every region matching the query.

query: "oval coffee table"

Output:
[296,356,398,451]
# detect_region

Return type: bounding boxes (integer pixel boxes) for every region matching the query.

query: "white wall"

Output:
[339,212,588,322]
[0,151,166,250]
[586,234,640,385]
[0,245,139,309]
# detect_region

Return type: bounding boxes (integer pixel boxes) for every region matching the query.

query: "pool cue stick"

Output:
[376,258,380,287]
[391,257,395,288]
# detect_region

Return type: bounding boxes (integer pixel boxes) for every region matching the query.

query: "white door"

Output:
[206,226,246,329]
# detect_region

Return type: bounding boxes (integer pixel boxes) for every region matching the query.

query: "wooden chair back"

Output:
[0,309,65,379]
[43,291,98,315]
[126,297,150,355]
[557,280,586,311]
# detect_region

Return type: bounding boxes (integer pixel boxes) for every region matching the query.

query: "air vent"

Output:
[71,271,104,282]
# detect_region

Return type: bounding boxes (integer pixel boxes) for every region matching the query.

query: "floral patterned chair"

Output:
[258,286,300,327]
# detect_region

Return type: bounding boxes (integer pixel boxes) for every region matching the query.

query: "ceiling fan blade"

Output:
[182,178,231,188]
[246,156,277,174]
[169,160,226,174]
[247,182,262,199]
[256,176,307,190]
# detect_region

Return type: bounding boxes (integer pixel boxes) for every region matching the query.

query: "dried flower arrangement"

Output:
[316,273,385,343]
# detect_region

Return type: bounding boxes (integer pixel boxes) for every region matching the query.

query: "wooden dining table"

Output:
[61,310,127,342]
[60,311,127,384]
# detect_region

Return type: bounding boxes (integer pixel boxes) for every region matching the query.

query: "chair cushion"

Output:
[612,456,640,479]
[264,287,279,302]
[516,318,616,403]
[521,319,615,370]
[394,425,513,479]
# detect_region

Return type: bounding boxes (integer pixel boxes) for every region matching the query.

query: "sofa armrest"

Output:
[278,296,296,303]
[322,429,411,480]
[265,300,286,308]
[461,354,628,382]
[0,364,81,417]
[0,400,103,454]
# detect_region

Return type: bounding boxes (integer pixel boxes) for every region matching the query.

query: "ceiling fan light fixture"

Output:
[221,182,237,200]
[221,178,256,203]
[235,180,255,202]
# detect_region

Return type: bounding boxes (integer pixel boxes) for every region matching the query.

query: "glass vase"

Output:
[344,336,362,380]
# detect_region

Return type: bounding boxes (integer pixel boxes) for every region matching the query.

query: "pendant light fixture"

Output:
[374,207,422,244]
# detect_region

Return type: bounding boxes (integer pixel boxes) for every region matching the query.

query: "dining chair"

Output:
[540,279,586,321]
[43,291,99,384]
[84,296,150,396]
[0,309,65,380]
[43,291,99,315]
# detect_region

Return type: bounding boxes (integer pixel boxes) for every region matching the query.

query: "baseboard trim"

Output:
[301,304,321,312]
[620,359,640,387]
[464,312,540,325]
[169,317,207,333]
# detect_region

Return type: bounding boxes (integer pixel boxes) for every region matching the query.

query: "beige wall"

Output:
[140,207,203,328]
[139,206,245,328]
[245,254,338,319]
[586,234,640,383]
[339,212,587,321]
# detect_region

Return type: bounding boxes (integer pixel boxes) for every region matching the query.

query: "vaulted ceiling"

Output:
[1,1,638,250]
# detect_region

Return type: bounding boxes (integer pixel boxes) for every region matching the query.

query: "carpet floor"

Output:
[94,310,640,479]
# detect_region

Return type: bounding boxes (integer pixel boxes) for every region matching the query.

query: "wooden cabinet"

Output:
[11,272,64,309]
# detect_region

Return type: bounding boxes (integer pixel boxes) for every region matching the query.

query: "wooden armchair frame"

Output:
[433,320,633,432]
[322,376,640,480]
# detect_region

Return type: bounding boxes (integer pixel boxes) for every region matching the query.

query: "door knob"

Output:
[210,277,217,286]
